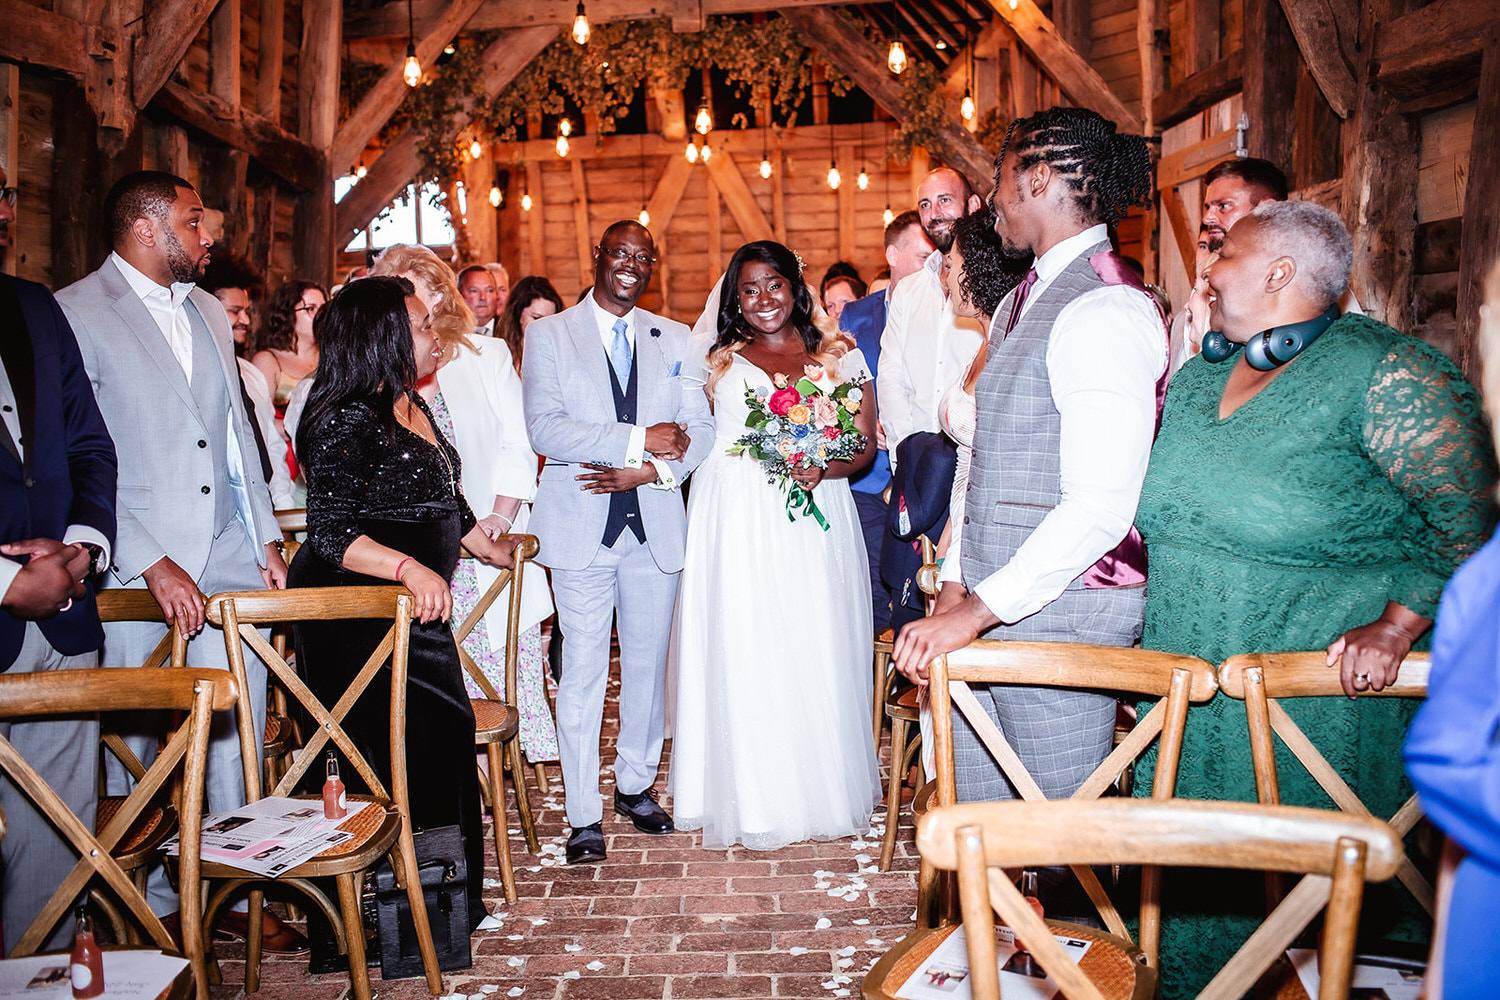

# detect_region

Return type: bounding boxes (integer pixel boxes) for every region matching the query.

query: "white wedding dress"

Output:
[668,349,882,850]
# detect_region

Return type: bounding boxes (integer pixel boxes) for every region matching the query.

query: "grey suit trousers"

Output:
[954,585,1144,803]
[102,520,269,913]
[0,622,100,953]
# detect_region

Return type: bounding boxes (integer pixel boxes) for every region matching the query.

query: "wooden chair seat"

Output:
[911,779,937,822]
[863,919,1148,1000]
[262,712,295,758]
[97,797,174,860]
[199,796,401,879]
[471,698,520,743]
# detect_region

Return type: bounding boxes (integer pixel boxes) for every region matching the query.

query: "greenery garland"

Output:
[355,12,963,188]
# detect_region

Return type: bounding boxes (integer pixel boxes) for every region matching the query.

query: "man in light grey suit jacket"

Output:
[523,220,713,864]
[56,172,301,948]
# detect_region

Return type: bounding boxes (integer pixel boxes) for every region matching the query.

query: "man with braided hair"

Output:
[894,107,1168,837]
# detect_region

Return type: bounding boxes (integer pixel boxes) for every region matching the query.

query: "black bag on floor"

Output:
[371,824,472,977]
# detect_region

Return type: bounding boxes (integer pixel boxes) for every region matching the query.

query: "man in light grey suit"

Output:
[56,172,303,949]
[523,220,713,864]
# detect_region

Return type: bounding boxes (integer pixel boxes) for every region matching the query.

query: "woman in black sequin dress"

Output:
[289,276,517,931]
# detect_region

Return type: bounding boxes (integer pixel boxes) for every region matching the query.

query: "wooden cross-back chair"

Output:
[0,666,234,999]
[451,534,543,903]
[204,587,443,1000]
[1217,651,1435,914]
[882,799,1403,1000]
[914,640,1218,954]
[876,549,940,872]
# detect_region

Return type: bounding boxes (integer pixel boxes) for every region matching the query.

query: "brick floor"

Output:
[211,655,921,1000]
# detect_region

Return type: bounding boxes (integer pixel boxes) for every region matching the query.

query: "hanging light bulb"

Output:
[887,40,907,75]
[638,204,651,227]
[759,157,772,179]
[402,43,422,87]
[1008,0,1019,8]
[488,185,502,207]
[521,192,533,212]
[556,133,569,158]
[827,162,841,190]
[857,168,869,190]
[700,142,712,162]
[572,1,591,45]
[961,90,976,122]
[695,102,713,135]
[685,140,699,164]
[355,163,368,179]
[469,138,483,159]
[559,118,572,137]
[883,205,895,227]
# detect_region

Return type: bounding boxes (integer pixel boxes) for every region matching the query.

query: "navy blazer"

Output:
[0,275,117,669]
[838,290,892,494]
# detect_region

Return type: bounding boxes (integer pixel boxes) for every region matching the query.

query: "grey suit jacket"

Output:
[522,300,714,573]
[56,258,279,585]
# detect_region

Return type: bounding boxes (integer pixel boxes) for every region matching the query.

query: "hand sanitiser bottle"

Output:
[323,750,347,820]
[70,907,104,998]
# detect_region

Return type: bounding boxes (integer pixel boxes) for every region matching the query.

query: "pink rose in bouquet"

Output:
[768,387,801,416]
[811,395,839,427]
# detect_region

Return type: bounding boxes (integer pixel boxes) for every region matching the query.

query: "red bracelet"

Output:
[394,557,414,582]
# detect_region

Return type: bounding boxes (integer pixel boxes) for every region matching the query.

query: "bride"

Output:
[668,240,882,850]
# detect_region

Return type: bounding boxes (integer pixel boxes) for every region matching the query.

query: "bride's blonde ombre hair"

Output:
[705,241,851,394]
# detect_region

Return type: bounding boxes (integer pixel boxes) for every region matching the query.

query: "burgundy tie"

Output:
[1004,268,1039,336]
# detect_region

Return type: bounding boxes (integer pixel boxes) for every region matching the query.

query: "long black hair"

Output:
[295,275,417,457]
[994,107,1152,227]
[714,241,819,354]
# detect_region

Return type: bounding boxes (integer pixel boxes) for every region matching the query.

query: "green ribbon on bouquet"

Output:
[786,483,830,531]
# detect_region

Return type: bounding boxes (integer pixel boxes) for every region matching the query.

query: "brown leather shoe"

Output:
[213,908,310,955]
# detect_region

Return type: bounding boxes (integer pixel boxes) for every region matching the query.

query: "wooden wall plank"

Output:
[1454,37,1499,378]
[570,157,594,280]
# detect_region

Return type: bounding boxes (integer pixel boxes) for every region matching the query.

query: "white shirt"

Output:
[584,295,674,489]
[111,251,194,380]
[0,351,113,603]
[938,224,1166,626]
[877,250,986,459]
[475,317,497,338]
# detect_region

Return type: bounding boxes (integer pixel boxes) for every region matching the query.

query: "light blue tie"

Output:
[609,317,632,384]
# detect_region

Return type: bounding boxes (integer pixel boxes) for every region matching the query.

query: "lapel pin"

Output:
[649,327,661,338]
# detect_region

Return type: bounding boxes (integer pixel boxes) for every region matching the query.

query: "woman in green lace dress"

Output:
[1136,202,1495,996]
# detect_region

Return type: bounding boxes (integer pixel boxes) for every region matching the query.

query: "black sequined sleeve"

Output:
[302,402,384,566]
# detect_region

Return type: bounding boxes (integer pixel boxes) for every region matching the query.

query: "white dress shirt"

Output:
[0,368,112,602]
[585,296,675,489]
[877,250,986,459]
[111,252,195,380]
[938,224,1166,626]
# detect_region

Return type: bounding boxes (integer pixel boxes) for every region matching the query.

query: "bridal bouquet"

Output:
[728,364,868,530]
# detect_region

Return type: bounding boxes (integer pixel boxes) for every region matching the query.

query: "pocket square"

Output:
[669,360,682,377]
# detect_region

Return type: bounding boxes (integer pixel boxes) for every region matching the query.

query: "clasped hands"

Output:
[578,422,689,494]
[0,538,91,620]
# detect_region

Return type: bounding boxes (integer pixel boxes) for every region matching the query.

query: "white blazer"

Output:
[437,336,554,642]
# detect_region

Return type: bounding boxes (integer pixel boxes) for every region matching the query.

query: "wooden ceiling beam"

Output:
[332,0,487,175]
[1275,0,1358,118]
[133,0,221,108]
[1154,50,1243,132]
[150,79,323,190]
[1373,0,1491,98]
[702,148,775,241]
[336,25,559,247]
[0,4,132,132]
[781,6,995,194]
[344,0,847,38]
[975,0,1143,134]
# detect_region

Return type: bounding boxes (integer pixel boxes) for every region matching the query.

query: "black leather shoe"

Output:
[613,787,674,834]
[565,822,606,864]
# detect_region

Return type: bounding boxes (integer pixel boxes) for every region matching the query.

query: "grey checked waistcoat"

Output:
[959,240,1149,643]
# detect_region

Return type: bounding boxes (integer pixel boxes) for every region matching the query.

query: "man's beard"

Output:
[1204,227,1226,253]
[163,229,206,283]
[925,217,959,254]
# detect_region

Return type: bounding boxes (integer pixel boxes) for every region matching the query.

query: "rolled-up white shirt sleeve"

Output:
[968,286,1165,624]
[63,526,112,571]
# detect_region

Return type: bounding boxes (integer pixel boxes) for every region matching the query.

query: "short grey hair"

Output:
[1249,199,1352,310]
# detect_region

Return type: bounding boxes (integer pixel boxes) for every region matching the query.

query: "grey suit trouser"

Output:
[551,532,677,829]
[102,520,268,913]
[0,622,99,954]
[954,584,1144,803]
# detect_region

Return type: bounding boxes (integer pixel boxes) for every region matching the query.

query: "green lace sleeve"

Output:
[1362,344,1498,617]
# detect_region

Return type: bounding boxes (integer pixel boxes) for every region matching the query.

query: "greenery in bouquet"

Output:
[728,365,868,529]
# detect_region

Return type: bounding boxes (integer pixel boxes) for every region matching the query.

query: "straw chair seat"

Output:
[96,797,174,859]
[199,796,401,880]
[470,698,520,743]
[863,920,1148,1000]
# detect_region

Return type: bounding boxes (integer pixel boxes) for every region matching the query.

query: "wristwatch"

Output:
[79,542,107,577]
